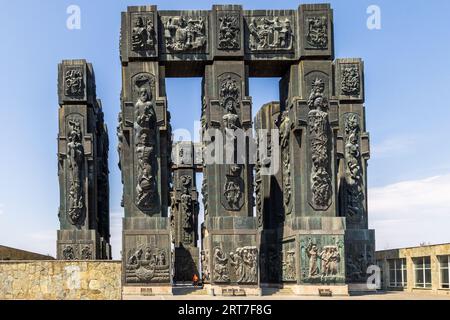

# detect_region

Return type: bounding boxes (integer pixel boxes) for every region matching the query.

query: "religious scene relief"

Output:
[305,16,328,49]
[131,14,156,53]
[307,78,332,210]
[218,13,241,50]
[66,118,85,226]
[125,246,170,283]
[301,237,345,284]
[64,68,84,97]
[133,74,159,212]
[248,16,293,51]
[213,247,230,283]
[341,64,360,96]
[343,113,364,219]
[163,16,207,53]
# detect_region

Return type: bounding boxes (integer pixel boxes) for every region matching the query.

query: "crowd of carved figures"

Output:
[218,13,240,50]
[213,247,258,284]
[341,65,360,96]
[248,17,293,51]
[163,16,206,52]
[64,69,83,96]
[306,240,340,278]
[344,113,364,218]
[131,15,156,52]
[125,246,170,283]
[307,78,332,210]
[306,16,328,49]
[134,75,158,212]
[66,119,85,226]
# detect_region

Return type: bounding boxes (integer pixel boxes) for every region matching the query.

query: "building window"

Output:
[439,256,450,289]
[388,258,407,287]
[414,256,432,288]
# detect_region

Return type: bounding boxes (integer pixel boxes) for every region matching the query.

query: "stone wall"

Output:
[0,261,121,300]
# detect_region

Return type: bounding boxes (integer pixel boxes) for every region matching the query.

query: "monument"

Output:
[57,59,111,260]
[78,2,374,296]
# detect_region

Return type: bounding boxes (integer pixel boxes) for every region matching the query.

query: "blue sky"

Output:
[1,0,450,258]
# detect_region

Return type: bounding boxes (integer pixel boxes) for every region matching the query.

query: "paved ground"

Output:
[124,291,450,300]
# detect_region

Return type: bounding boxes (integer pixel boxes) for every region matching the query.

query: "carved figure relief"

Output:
[255,133,263,227]
[131,15,156,52]
[125,246,170,283]
[64,68,84,97]
[218,13,240,50]
[306,16,328,49]
[229,246,258,284]
[213,247,230,282]
[62,245,76,260]
[344,113,364,218]
[341,64,360,96]
[133,74,158,212]
[307,78,332,210]
[201,250,210,283]
[180,193,193,243]
[346,245,374,282]
[201,177,208,217]
[301,237,345,283]
[282,250,296,281]
[223,165,244,211]
[279,111,293,215]
[67,118,85,226]
[81,245,92,260]
[163,16,207,53]
[248,17,293,51]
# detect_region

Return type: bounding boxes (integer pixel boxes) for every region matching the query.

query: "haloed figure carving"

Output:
[135,86,158,211]
[67,119,85,226]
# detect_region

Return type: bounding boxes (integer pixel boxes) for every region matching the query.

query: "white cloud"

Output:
[371,135,418,159]
[0,203,4,215]
[369,174,450,250]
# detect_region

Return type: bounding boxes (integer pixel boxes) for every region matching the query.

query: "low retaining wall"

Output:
[0,261,121,300]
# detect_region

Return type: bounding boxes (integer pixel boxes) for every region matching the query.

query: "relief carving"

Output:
[223,165,244,211]
[163,16,207,53]
[341,64,360,96]
[306,16,328,49]
[307,78,332,210]
[218,13,240,50]
[67,119,85,226]
[180,175,194,245]
[80,245,92,260]
[125,246,170,283]
[64,68,84,97]
[213,247,230,282]
[131,15,156,53]
[62,245,76,260]
[280,111,293,215]
[248,17,293,51]
[301,237,345,283]
[201,250,210,283]
[229,246,258,284]
[344,113,364,218]
[282,250,296,281]
[133,75,158,212]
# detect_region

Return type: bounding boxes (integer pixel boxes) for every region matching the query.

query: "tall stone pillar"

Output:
[254,102,283,284]
[171,142,200,283]
[201,6,259,292]
[119,6,173,293]
[57,59,111,260]
[334,58,375,288]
